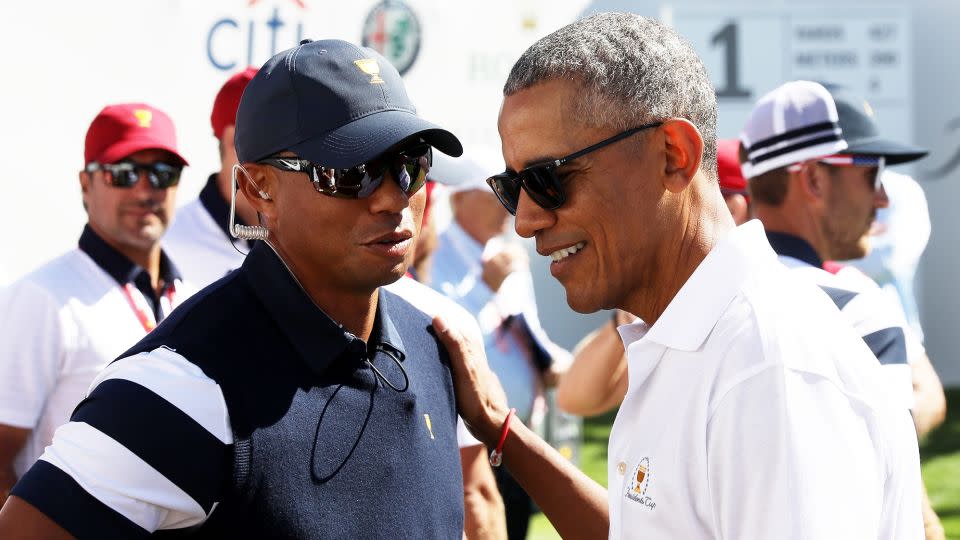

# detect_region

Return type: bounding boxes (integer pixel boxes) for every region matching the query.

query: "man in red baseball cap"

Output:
[0,102,193,504]
[717,138,750,225]
[165,67,259,287]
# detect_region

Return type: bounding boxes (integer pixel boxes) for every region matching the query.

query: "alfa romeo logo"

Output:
[361,1,422,76]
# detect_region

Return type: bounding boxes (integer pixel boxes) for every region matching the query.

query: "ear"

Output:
[725,193,750,224]
[79,170,91,194]
[78,170,93,212]
[795,161,829,204]
[236,163,278,220]
[660,118,704,194]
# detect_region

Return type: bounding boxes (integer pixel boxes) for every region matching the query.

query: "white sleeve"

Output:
[707,365,885,539]
[835,267,925,363]
[457,417,481,448]
[11,347,232,536]
[0,281,65,428]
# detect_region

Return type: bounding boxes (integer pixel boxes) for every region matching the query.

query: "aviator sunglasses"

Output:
[85,161,183,189]
[787,154,886,192]
[258,144,432,199]
[486,121,663,215]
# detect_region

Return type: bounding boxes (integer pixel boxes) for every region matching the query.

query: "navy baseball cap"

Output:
[741,81,927,178]
[821,82,927,164]
[235,39,462,167]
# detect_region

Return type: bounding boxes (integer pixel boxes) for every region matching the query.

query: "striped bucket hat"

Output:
[740,81,927,179]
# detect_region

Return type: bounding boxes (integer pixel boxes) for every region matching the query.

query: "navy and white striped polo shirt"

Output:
[12,242,465,539]
[766,230,920,409]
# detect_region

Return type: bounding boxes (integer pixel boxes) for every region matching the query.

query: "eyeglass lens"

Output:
[103,162,181,189]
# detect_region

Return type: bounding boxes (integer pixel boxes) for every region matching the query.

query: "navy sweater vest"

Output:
[130,250,464,538]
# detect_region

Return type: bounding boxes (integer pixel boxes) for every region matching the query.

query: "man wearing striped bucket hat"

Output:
[742,80,946,539]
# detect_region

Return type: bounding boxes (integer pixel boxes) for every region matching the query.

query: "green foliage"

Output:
[922,388,960,539]
[528,410,615,540]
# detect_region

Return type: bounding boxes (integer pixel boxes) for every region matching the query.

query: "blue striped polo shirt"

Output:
[12,242,465,538]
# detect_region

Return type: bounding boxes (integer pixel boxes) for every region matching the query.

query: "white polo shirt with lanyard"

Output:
[0,225,193,477]
[607,220,921,539]
[164,174,249,288]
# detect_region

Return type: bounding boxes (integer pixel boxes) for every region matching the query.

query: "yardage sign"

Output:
[666,4,912,141]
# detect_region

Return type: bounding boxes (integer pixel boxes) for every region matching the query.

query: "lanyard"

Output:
[121,282,176,333]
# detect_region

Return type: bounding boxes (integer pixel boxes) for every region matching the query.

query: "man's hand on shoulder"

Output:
[432,313,509,445]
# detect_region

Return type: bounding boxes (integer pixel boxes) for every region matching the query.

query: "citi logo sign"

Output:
[206,1,307,71]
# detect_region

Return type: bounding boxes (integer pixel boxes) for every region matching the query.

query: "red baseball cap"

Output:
[84,103,187,166]
[717,138,746,193]
[211,66,258,139]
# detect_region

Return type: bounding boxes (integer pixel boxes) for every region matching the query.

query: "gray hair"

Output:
[504,12,718,179]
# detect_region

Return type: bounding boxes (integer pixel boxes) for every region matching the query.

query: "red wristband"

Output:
[489,408,516,467]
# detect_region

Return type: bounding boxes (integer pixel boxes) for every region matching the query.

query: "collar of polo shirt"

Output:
[241,242,406,375]
[619,220,775,352]
[79,225,183,288]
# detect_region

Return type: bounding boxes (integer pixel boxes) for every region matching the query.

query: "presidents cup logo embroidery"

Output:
[133,109,153,128]
[423,413,435,439]
[354,58,385,84]
[625,457,656,510]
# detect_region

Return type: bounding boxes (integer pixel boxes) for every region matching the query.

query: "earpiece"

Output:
[230,164,270,241]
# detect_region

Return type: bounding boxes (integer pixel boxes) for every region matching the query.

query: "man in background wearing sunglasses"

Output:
[0,39,484,539]
[0,103,194,506]
[433,12,922,539]
[742,80,946,539]
[164,67,259,288]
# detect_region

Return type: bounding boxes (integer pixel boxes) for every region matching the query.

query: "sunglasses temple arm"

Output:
[557,121,663,166]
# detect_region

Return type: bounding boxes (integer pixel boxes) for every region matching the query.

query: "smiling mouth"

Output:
[549,241,586,262]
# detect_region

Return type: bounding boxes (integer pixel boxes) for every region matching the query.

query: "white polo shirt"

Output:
[608,221,921,540]
[164,175,249,287]
[0,228,194,477]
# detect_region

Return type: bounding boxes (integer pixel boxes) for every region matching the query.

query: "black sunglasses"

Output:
[258,144,432,199]
[85,161,183,189]
[486,122,663,215]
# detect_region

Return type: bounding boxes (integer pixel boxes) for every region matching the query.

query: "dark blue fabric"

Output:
[119,242,463,538]
[765,230,823,268]
[504,314,553,372]
[234,39,460,167]
[70,378,229,512]
[198,173,247,244]
[819,285,859,311]
[817,82,928,164]
[12,460,149,540]
[862,326,909,365]
[78,224,181,320]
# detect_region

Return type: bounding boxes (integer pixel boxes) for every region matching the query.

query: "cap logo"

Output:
[863,100,875,118]
[133,109,153,128]
[353,59,385,84]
